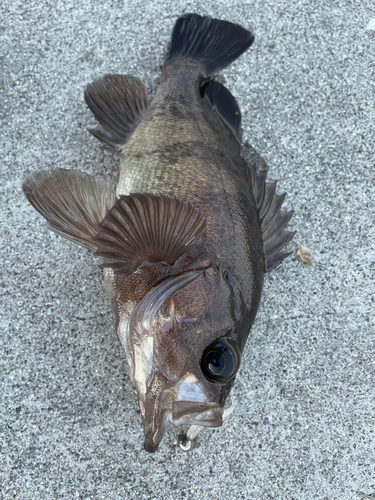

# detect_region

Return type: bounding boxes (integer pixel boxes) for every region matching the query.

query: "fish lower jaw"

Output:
[171,411,223,428]
[171,401,223,428]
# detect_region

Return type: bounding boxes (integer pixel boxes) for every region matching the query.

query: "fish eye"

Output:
[201,337,241,383]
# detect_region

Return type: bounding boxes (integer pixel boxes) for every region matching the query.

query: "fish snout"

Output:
[141,387,223,451]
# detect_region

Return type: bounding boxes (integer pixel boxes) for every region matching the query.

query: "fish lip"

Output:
[171,400,223,427]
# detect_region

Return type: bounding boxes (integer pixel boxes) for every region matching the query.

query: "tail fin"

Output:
[165,14,254,77]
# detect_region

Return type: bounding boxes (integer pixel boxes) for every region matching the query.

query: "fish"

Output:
[22,13,295,453]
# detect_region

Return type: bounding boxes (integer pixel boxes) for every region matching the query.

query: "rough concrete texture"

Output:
[1,0,375,499]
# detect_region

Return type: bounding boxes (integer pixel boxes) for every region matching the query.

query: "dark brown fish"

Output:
[23,14,295,453]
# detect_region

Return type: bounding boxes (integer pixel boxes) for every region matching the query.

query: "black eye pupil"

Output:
[201,337,241,383]
[206,350,225,375]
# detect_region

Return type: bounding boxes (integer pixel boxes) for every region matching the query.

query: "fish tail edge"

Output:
[165,14,254,78]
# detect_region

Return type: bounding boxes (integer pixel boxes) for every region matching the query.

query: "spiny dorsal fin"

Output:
[22,169,116,251]
[252,170,295,272]
[85,74,147,151]
[92,194,206,275]
[166,14,254,78]
[203,80,242,142]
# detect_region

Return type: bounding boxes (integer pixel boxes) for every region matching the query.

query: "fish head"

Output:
[121,264,244,452]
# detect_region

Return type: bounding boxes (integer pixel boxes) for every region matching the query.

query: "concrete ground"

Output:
[1,0,375,498]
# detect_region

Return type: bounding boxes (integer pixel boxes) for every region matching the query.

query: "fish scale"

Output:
[119,64,257,273]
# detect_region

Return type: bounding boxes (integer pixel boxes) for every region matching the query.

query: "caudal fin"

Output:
[165,14,254,78]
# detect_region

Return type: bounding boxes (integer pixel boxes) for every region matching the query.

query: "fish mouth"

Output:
[143,401,223,453]
[171,401,223,427]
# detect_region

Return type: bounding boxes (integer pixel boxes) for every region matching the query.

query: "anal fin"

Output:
[252,170,295,272]
[85,74,147,151]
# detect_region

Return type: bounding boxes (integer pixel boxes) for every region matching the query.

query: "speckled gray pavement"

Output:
[1,1,375,499]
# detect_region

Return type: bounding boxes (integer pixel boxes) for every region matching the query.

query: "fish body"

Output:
[117,61,264,309]
[23,14,294,452]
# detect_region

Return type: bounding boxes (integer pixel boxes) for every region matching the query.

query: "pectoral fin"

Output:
[85,74,147,151]
[252,170,295,272]
[92,193,206,275]
[23,169,116,251]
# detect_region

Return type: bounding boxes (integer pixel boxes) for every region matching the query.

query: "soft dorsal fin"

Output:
[252,170,295,272]
[92,194,206,275]
[202,80,242,142]
[22,169,116,251]
[84,74,147,151]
